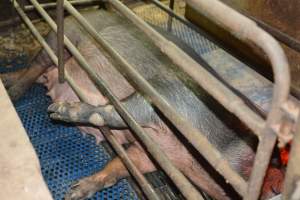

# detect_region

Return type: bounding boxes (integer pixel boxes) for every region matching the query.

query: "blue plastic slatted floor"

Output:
[15,84,138,200]
[0,59,137,200]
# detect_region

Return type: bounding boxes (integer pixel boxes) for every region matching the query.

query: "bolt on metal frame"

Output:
[12,0,297,199]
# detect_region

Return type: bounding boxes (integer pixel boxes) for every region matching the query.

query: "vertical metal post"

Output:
[167,0,174,32]
[283,115,300,200]
[57,0,65,83]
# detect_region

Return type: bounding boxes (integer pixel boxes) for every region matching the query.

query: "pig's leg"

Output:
[65,142,156,200]
[48,93,156,128]
[48,98,234,200]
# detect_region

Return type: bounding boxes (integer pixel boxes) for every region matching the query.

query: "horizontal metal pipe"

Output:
[13,2,160,199]
[182,0,290,199]
[24,0,100,11]
[108,0,264,138]
[64,0,247,196]
[27,0,203,199]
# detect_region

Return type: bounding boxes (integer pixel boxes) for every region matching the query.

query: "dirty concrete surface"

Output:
[0,21,50,67]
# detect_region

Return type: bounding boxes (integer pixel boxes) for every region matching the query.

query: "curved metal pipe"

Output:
[184,0,290,136]
[184,0,290,199]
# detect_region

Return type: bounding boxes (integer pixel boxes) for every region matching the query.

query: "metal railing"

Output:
[12,0,299,199]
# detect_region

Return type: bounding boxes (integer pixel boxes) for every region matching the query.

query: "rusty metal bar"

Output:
[57,0,65,83]
[24,0,100,11]
[12,2,160,199]
[63,0,247,196]
[108,0,264,138]
[283,116,300,200]
[27,1,203,199]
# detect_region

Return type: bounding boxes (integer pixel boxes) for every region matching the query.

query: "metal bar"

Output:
[27,1,203,199]
[0,0,100,30]
[63,0,247,196]
[283,116,300,200]
[108,0,265,138]
[57,0,65,83]
[246,129,277,200]
[108,1,291,199]
[181,0,290,199]
[24,0,100,11]
[151,0,300,77]
[149,0,190,27]
[13,2,160,199]
[12,0,84,101]
[151,0,300,63]
[183,1,289,199]
[182,0,290,130]
[166,0,174,32]
[100,127,160,200]
[143,0,221,49]
[247,15,300,54]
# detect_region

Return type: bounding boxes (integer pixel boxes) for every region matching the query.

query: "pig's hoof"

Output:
[64,176,104,200]
[48,102,104,126]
